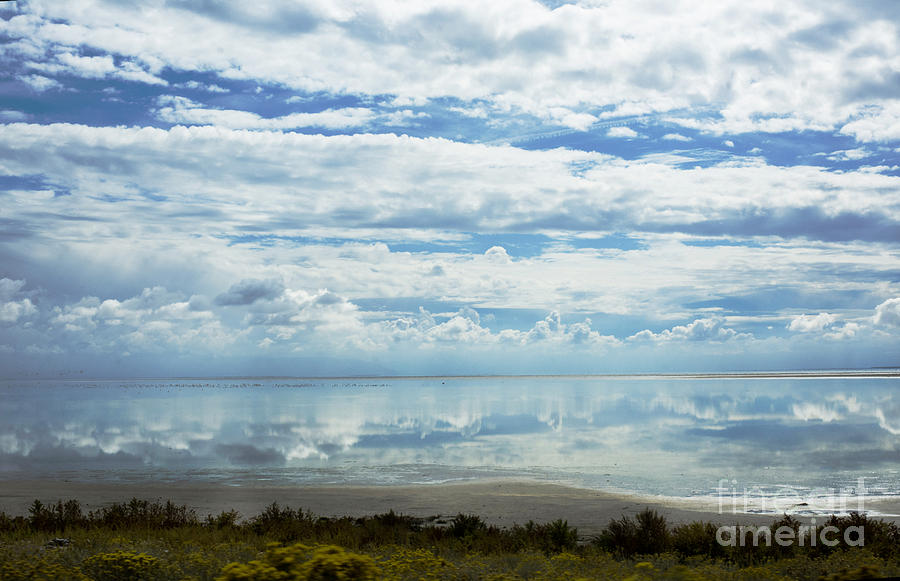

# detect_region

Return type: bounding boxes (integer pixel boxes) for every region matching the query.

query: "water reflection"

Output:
[0,376,898,500]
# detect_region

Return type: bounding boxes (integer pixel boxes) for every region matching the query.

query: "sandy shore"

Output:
[5,478,896,535]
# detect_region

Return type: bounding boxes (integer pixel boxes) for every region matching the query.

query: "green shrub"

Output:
[217,542,378,581]
[545,519,578,553]
[80,550,162,581]
[88,498,199,530]
[297,545,379,580]
[0,557,89,581]
[449,513,487,539]
[672,521,724,559]
[595,508,669,557]
[28,499,87,532]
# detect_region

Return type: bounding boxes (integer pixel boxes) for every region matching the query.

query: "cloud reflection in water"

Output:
[0,376,897,496]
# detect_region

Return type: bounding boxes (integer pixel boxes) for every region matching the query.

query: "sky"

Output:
[0,0,899,377]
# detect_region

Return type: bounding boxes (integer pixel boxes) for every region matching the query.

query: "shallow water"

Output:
[1,374,898,515]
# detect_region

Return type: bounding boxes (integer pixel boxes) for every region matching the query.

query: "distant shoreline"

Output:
[3,479,899,535]
[3,369,900,382]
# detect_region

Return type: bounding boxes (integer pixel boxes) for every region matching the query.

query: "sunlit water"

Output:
[1,374,898,515]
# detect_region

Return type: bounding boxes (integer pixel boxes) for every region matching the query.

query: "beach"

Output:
[4,478,897,535]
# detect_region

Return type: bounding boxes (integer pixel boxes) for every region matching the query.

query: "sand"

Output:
[5,478,896,535]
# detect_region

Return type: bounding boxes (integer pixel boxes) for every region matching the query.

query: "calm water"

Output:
[1,374,898,514]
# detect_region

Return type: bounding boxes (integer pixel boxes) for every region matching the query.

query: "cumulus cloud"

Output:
[497,311,619,347]
[787,312,836,333]
[874,298,900,328]
[484,246,511,264]
[629,318,746,342]
[0,278,36,323]
[18,74,61,92]
[607,126,638,138]
[215,279,285,306]
[839,104,900,143]
[41,287,231,356]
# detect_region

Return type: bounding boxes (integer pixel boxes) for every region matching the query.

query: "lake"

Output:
[1,373,898,515]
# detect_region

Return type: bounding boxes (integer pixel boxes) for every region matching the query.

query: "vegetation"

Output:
[0,499,897,580]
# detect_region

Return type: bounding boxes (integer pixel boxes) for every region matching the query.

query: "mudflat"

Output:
[5,478,893,535]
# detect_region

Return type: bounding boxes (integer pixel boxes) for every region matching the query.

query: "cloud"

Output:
[839,103,900,143]
[510,311,618,346]
[0,278,36,323]
[607,126,638,138]
[0,110,28,122]
[0,120,898,372]
[175,80,229,93]
[4,121,888,243]
[18,74,61,92]
[787,312,836,333]
[215,279,285,306]
[155,96,377,130]
[26,51,167,86]
[5,0,899,137]
[484,246,511,264]
[629,318,746,342]
[874,298,900,328]
[46,286,230,353]
[661,133,691,142]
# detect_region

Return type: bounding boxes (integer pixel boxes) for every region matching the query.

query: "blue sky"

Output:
[1,0,899,377]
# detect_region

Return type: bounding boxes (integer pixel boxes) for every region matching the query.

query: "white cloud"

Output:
[381,109,430,127]
[30,52,168,86]
[874,298,900,328]
[825,148,871,161]
[18,74,61,92]
[840,104,900,143]
[0,278,36,323]
[5,0,898,137]
[483,246,511,264]
[48,286,230,352]
[0,123,898,372]
[723,140,734,148]
[176,80,229,93]
[155,96,377,129]
[662,133,691,142]
[628,318,746,342]
[607,126,638,138]
[787,312,836,333]
[550,109,597,131]
[824,321,860,340]
[0,110,28,122]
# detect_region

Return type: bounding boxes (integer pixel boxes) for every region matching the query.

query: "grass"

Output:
[0,499,897,580]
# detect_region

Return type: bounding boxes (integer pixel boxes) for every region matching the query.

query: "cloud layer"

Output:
[0,0,899,375]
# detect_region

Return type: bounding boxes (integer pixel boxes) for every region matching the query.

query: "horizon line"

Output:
[4,367,900,382]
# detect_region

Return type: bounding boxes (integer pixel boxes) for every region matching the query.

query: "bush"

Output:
[594,508,669,557]
[217,542,378,581]
[449,513,486,539]
[545,519,579,553]
[672,521,723,559]
[298,545,380,580]
[28,499,87,532]
[250,503,317,541]
[80,550,162,581]
[89,498,198,529]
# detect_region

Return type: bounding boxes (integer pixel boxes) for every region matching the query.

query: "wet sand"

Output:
[4,478,896,535]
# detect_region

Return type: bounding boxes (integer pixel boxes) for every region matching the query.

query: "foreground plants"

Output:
[0,499,897,580]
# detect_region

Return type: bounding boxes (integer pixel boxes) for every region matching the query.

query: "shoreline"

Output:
[3,478,898,535]
[4,369,900,383]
